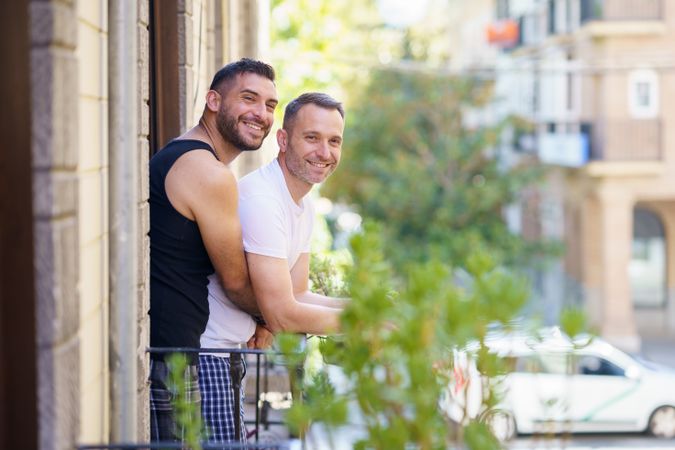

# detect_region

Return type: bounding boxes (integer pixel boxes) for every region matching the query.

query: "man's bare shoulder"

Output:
[171,149,237,192]
[165,149,238,220]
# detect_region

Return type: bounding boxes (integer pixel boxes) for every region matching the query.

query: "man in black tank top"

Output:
[148,58,277,443]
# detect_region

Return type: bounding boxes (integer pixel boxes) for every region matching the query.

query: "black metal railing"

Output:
[78,347,298,450]
[79,443,290,450]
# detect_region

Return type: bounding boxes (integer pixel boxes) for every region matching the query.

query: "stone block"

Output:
[138,26,150,101]
[177,16,187,66]
[79,374,107,443]
[138,138,150,201]
[136,311,150,442]
[185,15,194,67]
[32,45,79,171]
[37,344,56,449]
[139,101,150,138]
[78,0,103,31]
[138,0,149,26]
[53,172,78,217]
[178,0,193,16]
[55,216,81,341]
[35,216,80,347]
[137,286,149,334]
[38,334,80,450]
[33,169,54,219]
[136,202,150,284]
[53,335,81,449]
[31,1,78,49]
[78,97,105,171]
[31,48,55,171]
[53,49,79,169]
[35,219,57,347]
[78,21,105,99]
[79,301,106,388]
[79,239,104,320]
[184,68,194,124]
[79,171,105,245]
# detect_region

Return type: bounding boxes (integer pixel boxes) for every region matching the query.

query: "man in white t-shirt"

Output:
[199,92,347,443]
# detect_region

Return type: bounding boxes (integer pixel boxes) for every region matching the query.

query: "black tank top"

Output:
[149,139,217,361]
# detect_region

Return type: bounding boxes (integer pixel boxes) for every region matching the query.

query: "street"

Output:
[290,429,675,449]
[511,434,675,449]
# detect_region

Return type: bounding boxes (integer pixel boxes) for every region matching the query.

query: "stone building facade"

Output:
[0,1,270,448]
[493,0,675,350]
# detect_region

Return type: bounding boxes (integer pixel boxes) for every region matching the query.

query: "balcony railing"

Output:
[79,347,298,450]
[581,0,663,23]
[589,119,662,162]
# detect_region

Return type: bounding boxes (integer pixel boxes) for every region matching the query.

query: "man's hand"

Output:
[247,324,274,349]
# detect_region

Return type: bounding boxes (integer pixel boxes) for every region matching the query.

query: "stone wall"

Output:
[76,0,110,443]
[31,0,81,448]
[136,0,151,441]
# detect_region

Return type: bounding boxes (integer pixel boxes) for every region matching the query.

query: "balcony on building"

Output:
[538,124,590,167]
[537,119,662,168]
[589,119,662,162]
[579,0,665,36]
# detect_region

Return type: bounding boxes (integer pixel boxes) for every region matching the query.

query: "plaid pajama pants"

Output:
[149,358,201,442]
[198,354,248,444]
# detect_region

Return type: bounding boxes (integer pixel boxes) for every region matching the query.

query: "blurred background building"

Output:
[1,1,270,448]
[485,0,675,351]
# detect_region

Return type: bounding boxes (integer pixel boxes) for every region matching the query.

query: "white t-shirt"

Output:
[200,158,314,351]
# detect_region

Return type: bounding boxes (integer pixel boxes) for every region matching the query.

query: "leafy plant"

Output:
[281,223,531,449]
[166,353,204,449]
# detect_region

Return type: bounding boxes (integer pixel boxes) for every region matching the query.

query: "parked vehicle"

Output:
[442,328,675,441]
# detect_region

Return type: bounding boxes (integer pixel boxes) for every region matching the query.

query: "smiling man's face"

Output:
[216,72,278,151]
[281,103,344,185]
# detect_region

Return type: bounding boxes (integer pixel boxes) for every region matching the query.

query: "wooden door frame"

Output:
[0,0,38,447]
[149,0,181,154]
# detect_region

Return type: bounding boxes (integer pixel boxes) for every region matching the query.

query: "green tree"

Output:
[322,68,553,269]
[269,0,408,108]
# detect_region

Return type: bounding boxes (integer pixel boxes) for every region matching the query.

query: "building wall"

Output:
[494,0,675,345]
[31,0,81,448]
[574,9,675,344]
[136,0,151,440]
[29,1,267,447]
[31,0,151,447]
[76,0,109,443]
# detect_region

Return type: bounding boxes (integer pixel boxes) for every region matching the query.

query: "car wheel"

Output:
[483,409,517,442]
[648,405,675,438]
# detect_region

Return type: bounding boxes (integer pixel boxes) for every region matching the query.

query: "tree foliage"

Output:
[269,0,402,108]
[322,68,552,268]
[282,223,530,449]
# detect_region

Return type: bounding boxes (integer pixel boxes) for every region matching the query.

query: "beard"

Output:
[216,105,268,151]
[284,142,336,185]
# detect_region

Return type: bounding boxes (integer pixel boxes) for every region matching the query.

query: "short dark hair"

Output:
[282,92,345,131]
[209,58,275,93]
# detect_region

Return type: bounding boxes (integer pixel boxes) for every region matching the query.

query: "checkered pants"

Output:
[149,358,201,442]
[198,354,247,444]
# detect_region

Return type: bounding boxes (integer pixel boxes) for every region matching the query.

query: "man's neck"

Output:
[277,157,312,205]
[180,118,241,165]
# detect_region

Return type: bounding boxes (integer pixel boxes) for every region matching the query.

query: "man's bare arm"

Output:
[246,252,340,335]
[165,150,260,315]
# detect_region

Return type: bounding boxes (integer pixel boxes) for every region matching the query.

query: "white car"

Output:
[443,329,675,440]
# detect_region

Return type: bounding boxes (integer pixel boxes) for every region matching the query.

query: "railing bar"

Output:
[146,347,286,355]
[244,420,285,425]
[255,352,261,442]
[78,443,289,450]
